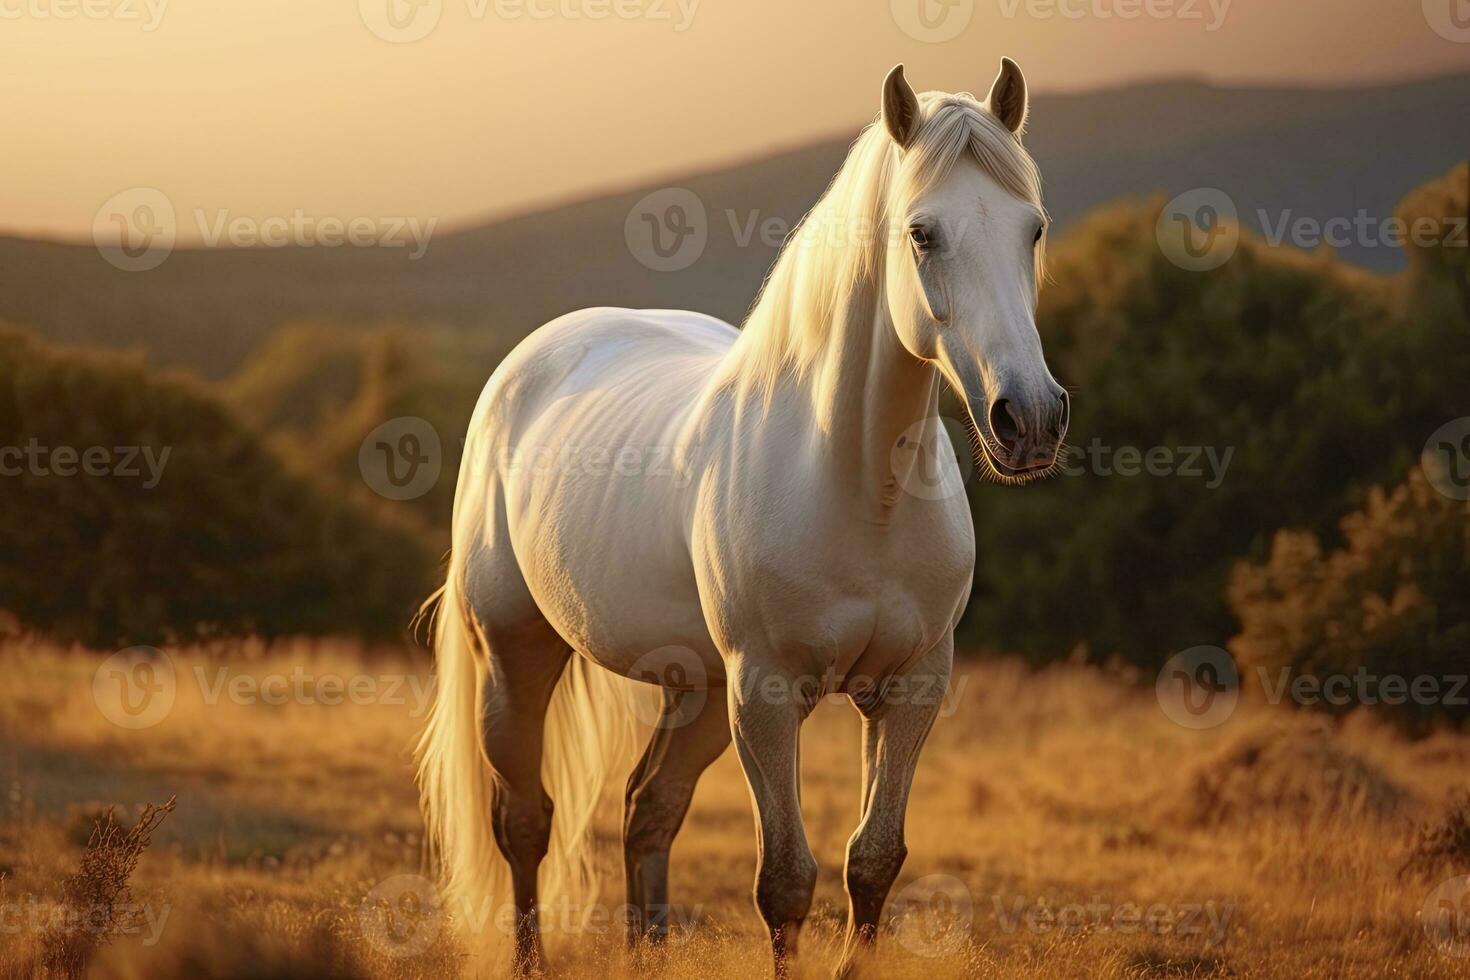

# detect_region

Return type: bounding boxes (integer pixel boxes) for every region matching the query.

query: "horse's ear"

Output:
[881,64,921,149]
[987,57,1029,137]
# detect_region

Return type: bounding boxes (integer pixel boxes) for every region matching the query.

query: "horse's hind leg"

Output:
[623,685,730,943]
[476,613,571,976]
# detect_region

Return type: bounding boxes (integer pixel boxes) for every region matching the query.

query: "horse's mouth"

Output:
[964,413,1062,484]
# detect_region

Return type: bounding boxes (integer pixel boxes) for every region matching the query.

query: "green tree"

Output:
[961,166,1468,665]
[0,326,437,647]
[1228,471,1470,731]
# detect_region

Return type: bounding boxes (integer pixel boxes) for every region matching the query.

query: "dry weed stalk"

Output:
[35,795,177,979]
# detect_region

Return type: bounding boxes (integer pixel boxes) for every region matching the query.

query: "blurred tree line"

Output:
[1,165,1464,729]
[963,164,1469,676]
[0,327,438,646]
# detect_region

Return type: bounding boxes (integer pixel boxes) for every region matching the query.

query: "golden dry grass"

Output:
[2,637,1469,978]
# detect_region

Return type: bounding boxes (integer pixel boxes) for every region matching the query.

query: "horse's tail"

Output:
[416,552,656,944]
[414,562,505,938]
[540,652,655,909]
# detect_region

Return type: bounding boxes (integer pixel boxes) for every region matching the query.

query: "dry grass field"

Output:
[3,637,1470,979]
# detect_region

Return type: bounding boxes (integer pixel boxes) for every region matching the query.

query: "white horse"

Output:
[417,61,1067,978]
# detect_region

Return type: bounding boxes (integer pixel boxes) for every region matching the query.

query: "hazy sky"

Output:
[2,0,1464,241]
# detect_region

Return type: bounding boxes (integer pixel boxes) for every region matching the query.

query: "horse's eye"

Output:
[909,225,935,250]
[1033,224,1045,246]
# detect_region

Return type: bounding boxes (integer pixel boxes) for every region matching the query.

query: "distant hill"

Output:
[3,73,1466,377]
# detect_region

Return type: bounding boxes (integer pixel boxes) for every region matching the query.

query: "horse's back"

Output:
[464,305,733,453]
[518,306,735,382]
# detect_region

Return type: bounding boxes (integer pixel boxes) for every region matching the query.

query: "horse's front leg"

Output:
[727,656,819,980]
[834,640,952,979]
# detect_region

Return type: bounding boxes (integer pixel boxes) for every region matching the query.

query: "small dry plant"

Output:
[14,796,179,980]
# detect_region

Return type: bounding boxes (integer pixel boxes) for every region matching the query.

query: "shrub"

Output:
[962,166,1470,666]
[1228,470,1470,731]
[0,327,437,646]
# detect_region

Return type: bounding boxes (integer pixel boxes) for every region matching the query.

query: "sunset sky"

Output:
[2,0,1464,242]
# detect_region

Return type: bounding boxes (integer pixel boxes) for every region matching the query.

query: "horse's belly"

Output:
[515,490,719,680]
[490,310,732,682]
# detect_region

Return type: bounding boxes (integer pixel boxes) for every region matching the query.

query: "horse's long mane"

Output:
[735,90,1047,392]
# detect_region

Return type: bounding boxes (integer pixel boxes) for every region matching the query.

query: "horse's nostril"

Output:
[988,398,1023,454]
[1052,390,1070,437]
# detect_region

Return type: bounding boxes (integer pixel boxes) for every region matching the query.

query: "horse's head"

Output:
[880,62,1068,482]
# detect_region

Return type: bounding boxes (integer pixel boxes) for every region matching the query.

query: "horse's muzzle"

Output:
[971,384,1068,478]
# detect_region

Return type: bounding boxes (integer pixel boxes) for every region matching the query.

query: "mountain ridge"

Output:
[3,73,1465,376]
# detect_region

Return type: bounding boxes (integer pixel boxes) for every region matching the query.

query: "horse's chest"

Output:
[705,505,973,668]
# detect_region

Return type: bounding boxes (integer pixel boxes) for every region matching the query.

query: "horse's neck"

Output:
[817,285,941,517]
[741,276,941,520]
